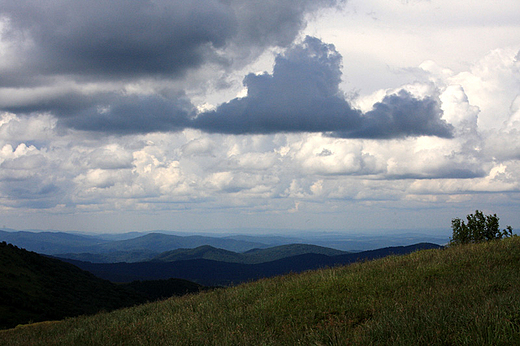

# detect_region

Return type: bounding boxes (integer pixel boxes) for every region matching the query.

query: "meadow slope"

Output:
[1,237,519,345]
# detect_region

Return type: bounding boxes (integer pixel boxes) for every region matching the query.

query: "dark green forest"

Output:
[0,242,204,329]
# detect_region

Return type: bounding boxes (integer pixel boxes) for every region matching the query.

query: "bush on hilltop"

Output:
[450,210,514,245]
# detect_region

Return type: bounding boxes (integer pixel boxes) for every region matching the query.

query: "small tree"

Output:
[450,210,514,245]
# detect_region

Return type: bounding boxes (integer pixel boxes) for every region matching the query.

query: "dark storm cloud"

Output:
[227,0,343,56]
[2,91,105,117]
[194,36,362,134]
[61,94,194,134]
[0,0,342,84]
[1,88,194,134]
[0,0,452,139]
[0,0,237,81]
[332,90,454,139]
[0,0,347,134]
[194,36,454,138]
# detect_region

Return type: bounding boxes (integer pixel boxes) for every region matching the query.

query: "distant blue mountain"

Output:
[1,228,448,264]
[0,230,267,260]
[0,230,104,254]
[152,243,347,264]
[60,243,442,286]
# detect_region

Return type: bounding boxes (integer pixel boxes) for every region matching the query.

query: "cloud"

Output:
[333,90,454,139]
[89,145,134,170]
[181,137,216,157]
[195,36,453,139]
[449,48,520,130]
[194,36,360,134]
[1,1,453,139]
[0,88,107,117]
[0,0,236,81]
[0,143,67,209]
[0,1,349,136]
[0,1,518,234]
[60,94,194,134]
[2,34,453,139]
[0,0,344,85]
[224,0,344,60]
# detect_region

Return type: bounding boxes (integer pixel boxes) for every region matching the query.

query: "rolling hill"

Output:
[240,243,347,263]
[151,245,246,263]
[92,233,267,254]
[52,250,161,263]
[60,243,441,286]
[0,242,205,330]
[152,243,347,264]
[1,237,518,345]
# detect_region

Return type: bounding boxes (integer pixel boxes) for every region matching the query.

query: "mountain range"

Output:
[0,229,449,263]
[59,243,441,286]
[152,243,347,264]
[0,230,267,262]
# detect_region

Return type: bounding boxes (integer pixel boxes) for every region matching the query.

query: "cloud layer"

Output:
[0,0,518,232]
[1,1,452,139]
[0,45,519,230]
[0,1,342,131]
[1,0,339,81]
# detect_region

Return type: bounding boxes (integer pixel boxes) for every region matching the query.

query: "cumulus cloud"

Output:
[195,36,453,138]
[89,145,134,170]
[0,143,67,209]
[195,36,359,134]
[333,90,453,139]
[0,45,517,214]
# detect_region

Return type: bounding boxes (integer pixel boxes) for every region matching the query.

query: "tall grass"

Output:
[2,237,519,345]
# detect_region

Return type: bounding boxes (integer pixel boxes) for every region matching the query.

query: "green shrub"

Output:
[450,210,514,245]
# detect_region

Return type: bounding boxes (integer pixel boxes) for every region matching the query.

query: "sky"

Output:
[0,0,519,235]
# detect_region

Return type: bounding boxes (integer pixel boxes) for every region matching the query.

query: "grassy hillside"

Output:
[2,237,519,345]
